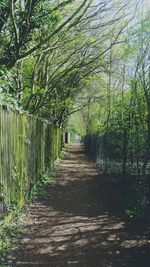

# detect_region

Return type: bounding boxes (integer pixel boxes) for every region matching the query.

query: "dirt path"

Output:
[9,144,150,266]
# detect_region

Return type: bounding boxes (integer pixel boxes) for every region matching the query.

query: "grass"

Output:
[0,211,26,266]
[0,167,55,266]
[28,168,54,199]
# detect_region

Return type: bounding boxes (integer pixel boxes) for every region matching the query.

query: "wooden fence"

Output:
[0,107,62,215]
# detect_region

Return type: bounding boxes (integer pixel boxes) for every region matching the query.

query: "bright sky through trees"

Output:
[0,1,150,255]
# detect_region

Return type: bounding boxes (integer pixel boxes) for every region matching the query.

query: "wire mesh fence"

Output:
[84,133,150,211]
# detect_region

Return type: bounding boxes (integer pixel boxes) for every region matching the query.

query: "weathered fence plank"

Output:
[0,107,62,216]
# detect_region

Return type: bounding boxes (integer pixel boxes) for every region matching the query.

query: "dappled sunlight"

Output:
[9,144,150,267]
[121,239,150,248]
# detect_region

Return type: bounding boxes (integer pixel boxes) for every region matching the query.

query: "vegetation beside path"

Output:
[2,144,149,267]
[0,1,150,265]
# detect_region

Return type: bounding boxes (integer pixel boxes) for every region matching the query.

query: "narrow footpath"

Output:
[9,144,150,267]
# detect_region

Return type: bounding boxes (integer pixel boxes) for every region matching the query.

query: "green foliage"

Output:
[0,183,4,202]
[125,208,139,219]
[0,0,135,128]
[82,9,150,217]
[0,67,14,92]
[0,212,25,263]
[59,150,65,160]
[29,169,54,198]
[0,93,23,111]
[0,164,56,265]
[0,0,149,222]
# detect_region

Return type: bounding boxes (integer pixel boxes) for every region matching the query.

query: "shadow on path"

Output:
[8,144,150,266]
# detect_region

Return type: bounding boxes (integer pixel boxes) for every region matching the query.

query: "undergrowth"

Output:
[28,168,54,199]
[0,211,26,266]
[0,167,55,266]
[101,172,149,220]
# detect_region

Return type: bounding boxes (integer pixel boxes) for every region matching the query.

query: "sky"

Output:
[143,0,150,7]
[143,0,150,14]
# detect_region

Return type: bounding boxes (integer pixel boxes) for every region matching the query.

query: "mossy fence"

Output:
[0,106,62,218]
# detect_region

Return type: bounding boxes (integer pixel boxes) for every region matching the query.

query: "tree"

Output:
[0,0,89,68]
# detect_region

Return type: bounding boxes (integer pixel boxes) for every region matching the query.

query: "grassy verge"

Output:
[0,211,26,267]
[0,165,57,266]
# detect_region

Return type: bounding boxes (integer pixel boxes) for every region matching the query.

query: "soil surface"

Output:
[8,143,150,266]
